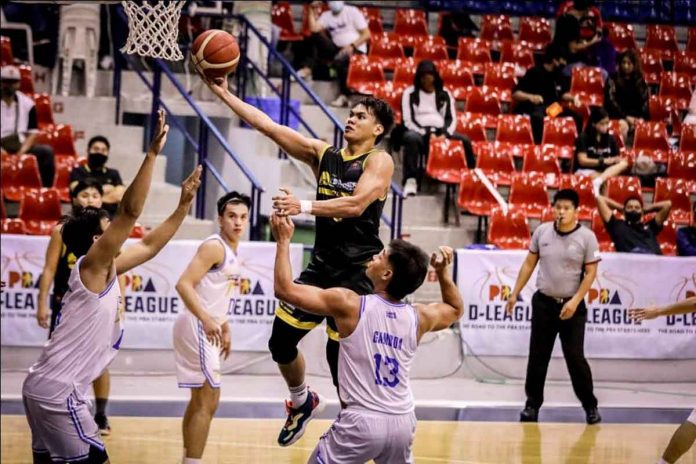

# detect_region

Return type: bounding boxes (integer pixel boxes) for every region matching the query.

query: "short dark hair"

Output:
[542,42,564,64]
[87,135,110,151]
[553,189,579,209]
[589,107,609,126]
[70,179,104,199]
[624,195,643,208]
[61,206,110,258]
[217,191,251,216]
[385,239,429,300]
[351,96,394,145]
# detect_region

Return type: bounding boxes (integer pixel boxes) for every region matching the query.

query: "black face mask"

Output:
[625,211,642,225]
[87,153,108,170]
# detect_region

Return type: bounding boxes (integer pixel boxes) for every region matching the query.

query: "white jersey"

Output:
[23,256,123,403]
[192,234,241,322]
[338,294,418,415]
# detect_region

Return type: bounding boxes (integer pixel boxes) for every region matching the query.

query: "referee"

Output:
[506,189,602,424]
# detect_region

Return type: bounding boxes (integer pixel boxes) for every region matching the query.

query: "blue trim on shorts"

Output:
[67,396,105,451]
[47,451,90,463]
[316,450,326,464]
[178,382,205,389]
[196,320,221,388]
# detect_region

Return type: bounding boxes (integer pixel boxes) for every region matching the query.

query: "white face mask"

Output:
[328,1,344,14]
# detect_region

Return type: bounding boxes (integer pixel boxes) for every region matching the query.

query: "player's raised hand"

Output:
[272,188,301,216]
[430,246,453,272]
[628,306,659,323]
[148,109,169,155]
[270,213,295,243]
[178,165,202,207]
[194,64,229,97]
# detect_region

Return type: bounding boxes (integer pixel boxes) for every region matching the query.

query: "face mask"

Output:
[328,1,344,14]
[88,153,108,170]
[1,85,16,98]
[625,211,642,224]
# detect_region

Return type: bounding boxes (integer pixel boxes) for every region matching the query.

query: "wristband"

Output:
[300,200,313,214]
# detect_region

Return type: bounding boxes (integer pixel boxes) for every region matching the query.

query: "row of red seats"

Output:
[487,206,678,255]
[2,153,83,203]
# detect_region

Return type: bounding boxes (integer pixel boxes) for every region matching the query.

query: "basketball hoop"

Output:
[120,1,185,60]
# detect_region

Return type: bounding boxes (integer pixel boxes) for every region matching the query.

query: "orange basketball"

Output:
[191,29,240,79]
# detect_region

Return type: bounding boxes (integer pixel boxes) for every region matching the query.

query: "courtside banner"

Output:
[456,249,696,359]
[1,235,303,350]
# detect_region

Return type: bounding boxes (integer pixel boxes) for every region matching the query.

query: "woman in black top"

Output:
[574,107,628,182]
[604,49,650,141]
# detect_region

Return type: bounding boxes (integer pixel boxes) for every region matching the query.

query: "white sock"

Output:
[289,382,308,407]
[656,459,669,464]
[183,458,202,464]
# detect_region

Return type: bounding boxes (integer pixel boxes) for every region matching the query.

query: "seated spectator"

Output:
[595,193,672,255]
[604,49,649,141]
[304,1,370,107]
[677,204,696,257]
[575,107,628,187]
[439,12,478,59]
[512,43,583,144]
[69,135,124,215]
[0,65,55,187]
[400,60,475,196]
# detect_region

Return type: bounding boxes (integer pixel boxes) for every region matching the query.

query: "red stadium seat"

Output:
[1,36,13,66]
[19,188,62,235]
[688,27,696,53]
[632,120,670,163]
[393,12,429,48]
[499,41,535,71]
[607,119,626,149]
[457,38,492,74]
[496,114,534,145]
[271,2,302,41]
[522,145,562,188]
[373,83,404,124]
[542,117,578,160]
[508,172,550,218]
[540,206,555,223]
[464,87,502,129]
[393,58,417,89]
[666,152,696,192]
[644,24,679,61]
[1,218,27,234]
[558,174,595,221]
[605,176,642,206]
[426,138,467,183]
[479,14,514,43]
[518,17,552,51]
[53,157,78,203]
[674,51,696,85]
[346,55,385,94]
[657,218,677,256]
[395,8,426,23]
[129,223,146,238]
[654,178,692,225]
[474,142,516,185]
[457,169,499,216]
[2,155,42,202]
[413,39,449,62]
[456,113,486,142]
[591,210,615,252]
[606,22,638,52]
[482,63,517,102]
[680,124,696,152]
[33,93,55,129]
[658,72,693,111]
[368,34,405,70]
[649,95,682,137]
[439,60,475,101]
[360,7,383,36]
[570,67,604,106]
[639,49,665,85]
[18,64,34,95]
[487,206,531,250]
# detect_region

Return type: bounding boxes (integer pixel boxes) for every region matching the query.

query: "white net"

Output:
[120,1,185,60]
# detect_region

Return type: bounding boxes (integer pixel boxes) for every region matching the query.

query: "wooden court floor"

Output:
[2,415,694,463]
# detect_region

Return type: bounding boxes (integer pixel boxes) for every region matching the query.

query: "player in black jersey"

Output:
[199,70,394,447]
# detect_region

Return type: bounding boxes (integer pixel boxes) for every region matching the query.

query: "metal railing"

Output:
[235,15,405,240]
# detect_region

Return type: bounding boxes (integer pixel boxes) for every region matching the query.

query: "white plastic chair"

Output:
[53,3,100,97]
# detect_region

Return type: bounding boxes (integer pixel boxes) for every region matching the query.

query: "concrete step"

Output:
[108,153,167,184]
[140,182,182,218]
[137,215,216,241]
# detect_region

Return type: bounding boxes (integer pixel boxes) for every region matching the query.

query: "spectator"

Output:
[677,204,696,257]
[604,49,649,141]
[400,60,475,196]
[595,193,672,255]
[439,12,478,59]
[305,0,370,107]
[0,65,55,187]
[575,107,628,186]
[512,43,583,144]
[69,135,124,215]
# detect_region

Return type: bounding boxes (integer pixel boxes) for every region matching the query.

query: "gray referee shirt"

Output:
[529,222,602,299]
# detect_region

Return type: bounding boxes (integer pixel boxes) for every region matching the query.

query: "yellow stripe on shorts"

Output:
[274,306,319,331]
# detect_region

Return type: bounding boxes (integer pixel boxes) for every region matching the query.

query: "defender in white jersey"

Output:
[629,298,696,464]
[22,111,202,464]
[174,191,250,464]
[270,214,465,464]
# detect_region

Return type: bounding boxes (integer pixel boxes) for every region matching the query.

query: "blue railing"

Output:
[235,15,405,240]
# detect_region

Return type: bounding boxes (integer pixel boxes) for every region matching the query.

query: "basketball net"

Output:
[120,1,185,60]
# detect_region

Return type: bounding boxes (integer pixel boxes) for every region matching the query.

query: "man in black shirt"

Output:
[595,193,672,254]
[69,135,124,215]
[512,43,583,144]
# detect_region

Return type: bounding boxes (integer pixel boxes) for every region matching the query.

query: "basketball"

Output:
[191,29,240,79]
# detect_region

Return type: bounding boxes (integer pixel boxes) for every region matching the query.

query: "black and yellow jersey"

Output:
[53,242,77,301]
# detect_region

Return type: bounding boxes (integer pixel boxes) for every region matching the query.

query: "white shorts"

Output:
[23,390,105,462]
[309,409,416,464]
[688,408,696,424]
[173,312,222,388]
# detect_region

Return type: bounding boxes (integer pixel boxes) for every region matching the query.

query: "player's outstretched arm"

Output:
[272,151,394,218]
[629,297,696,322]
[506,252,539,315]
[195,70,326,171]
[416,247,464,337]
[115,165,202,275]
[175,240,226,346]
[270,213,359,318]
[37,225,62,328]
[81,110,168,293]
